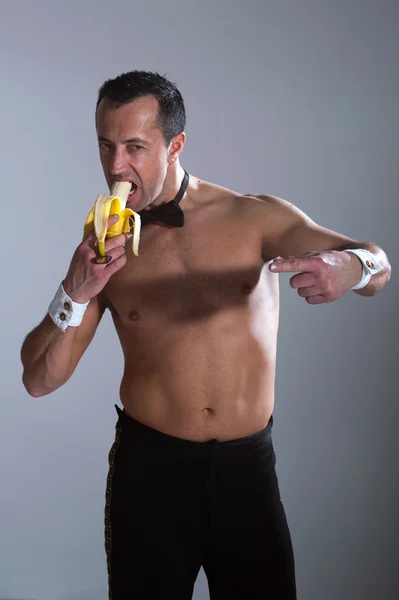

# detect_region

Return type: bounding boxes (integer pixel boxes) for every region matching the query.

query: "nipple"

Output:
[128,310,140,321]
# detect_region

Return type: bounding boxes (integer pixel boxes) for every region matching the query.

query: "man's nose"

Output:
[109,149,129,176]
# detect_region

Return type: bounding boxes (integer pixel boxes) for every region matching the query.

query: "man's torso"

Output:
[103,177,280,441]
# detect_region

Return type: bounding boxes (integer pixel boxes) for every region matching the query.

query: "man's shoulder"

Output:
[192,177,239,202]
[192,177,304,225]
[242,193,295,210]
[193,179,278,208]
[205,186,295,212]
[241,193,310,226]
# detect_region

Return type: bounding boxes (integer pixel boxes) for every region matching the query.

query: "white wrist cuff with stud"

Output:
[48,283,90,332]
[344,248,384,290]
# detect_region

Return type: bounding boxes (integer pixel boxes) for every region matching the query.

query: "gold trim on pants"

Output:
[104,422,122,600]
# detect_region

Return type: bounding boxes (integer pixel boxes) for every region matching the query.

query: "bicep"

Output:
[256,195,361,259]
[270,221,361,259]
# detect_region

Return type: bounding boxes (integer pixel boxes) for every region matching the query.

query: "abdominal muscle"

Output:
[115,307,278,442]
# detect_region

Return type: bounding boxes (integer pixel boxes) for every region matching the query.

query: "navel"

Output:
[203,407,215,417]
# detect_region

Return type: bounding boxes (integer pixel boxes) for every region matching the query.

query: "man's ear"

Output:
[168,132,186,164]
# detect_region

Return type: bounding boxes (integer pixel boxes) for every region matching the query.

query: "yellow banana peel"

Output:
[84,182,141,259]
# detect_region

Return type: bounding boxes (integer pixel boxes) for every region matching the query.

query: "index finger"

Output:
[105,231,132,251]
[269,257,315,273]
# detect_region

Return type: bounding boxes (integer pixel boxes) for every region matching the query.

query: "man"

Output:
[21,71,391,600]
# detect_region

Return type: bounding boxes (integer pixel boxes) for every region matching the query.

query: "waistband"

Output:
[114,404,273,448]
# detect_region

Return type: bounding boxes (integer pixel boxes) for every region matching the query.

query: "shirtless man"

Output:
[21,71,391,600]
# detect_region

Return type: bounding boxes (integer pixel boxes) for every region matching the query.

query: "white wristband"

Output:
[48,283,90,332]
[344,249,384,290]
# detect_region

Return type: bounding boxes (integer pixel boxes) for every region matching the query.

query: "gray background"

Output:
[0,0,397,599]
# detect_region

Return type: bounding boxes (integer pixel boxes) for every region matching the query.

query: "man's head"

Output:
[95,71,186,210]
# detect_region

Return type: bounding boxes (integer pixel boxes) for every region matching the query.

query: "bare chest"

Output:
[104,217,271,324]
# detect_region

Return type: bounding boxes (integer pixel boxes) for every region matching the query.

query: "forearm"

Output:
[21,315,78,397]
[344,241,392,296]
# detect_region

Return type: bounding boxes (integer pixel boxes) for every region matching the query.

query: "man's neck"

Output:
[152,163,186,207]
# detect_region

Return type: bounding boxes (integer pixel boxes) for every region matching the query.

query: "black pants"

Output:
[105,405,296,600]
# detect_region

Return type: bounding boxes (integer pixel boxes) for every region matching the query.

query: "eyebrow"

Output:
[98,136,148,145]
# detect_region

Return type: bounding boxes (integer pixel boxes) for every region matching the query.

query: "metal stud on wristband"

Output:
[345,249,384,290]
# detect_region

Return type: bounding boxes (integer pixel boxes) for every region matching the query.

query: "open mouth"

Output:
[128,182,138,198]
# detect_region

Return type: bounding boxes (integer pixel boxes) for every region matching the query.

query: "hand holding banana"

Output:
[63,183,142,304]
[84,181,141,260]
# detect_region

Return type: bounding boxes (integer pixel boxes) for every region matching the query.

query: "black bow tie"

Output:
[139,199,184,227]
[138,170,189,228]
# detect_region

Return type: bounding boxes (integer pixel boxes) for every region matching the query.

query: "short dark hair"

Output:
[96,70,186,145]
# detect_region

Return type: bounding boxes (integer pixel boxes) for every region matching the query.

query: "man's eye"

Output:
[127,145,143,152]
[98,142,112,151]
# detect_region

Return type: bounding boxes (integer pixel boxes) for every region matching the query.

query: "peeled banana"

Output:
[84,182,141,261]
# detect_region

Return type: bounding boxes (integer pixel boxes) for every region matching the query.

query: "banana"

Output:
[84,182,141,260]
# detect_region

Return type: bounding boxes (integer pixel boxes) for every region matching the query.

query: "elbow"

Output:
[26,388,46,398]
[386,261,392,283]
[380,261,393,291]
[22,371,54,398]
[355,264,392,297]
[22,371,44,397]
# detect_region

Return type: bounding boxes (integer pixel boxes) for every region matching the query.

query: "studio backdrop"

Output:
[0,1,397,599]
